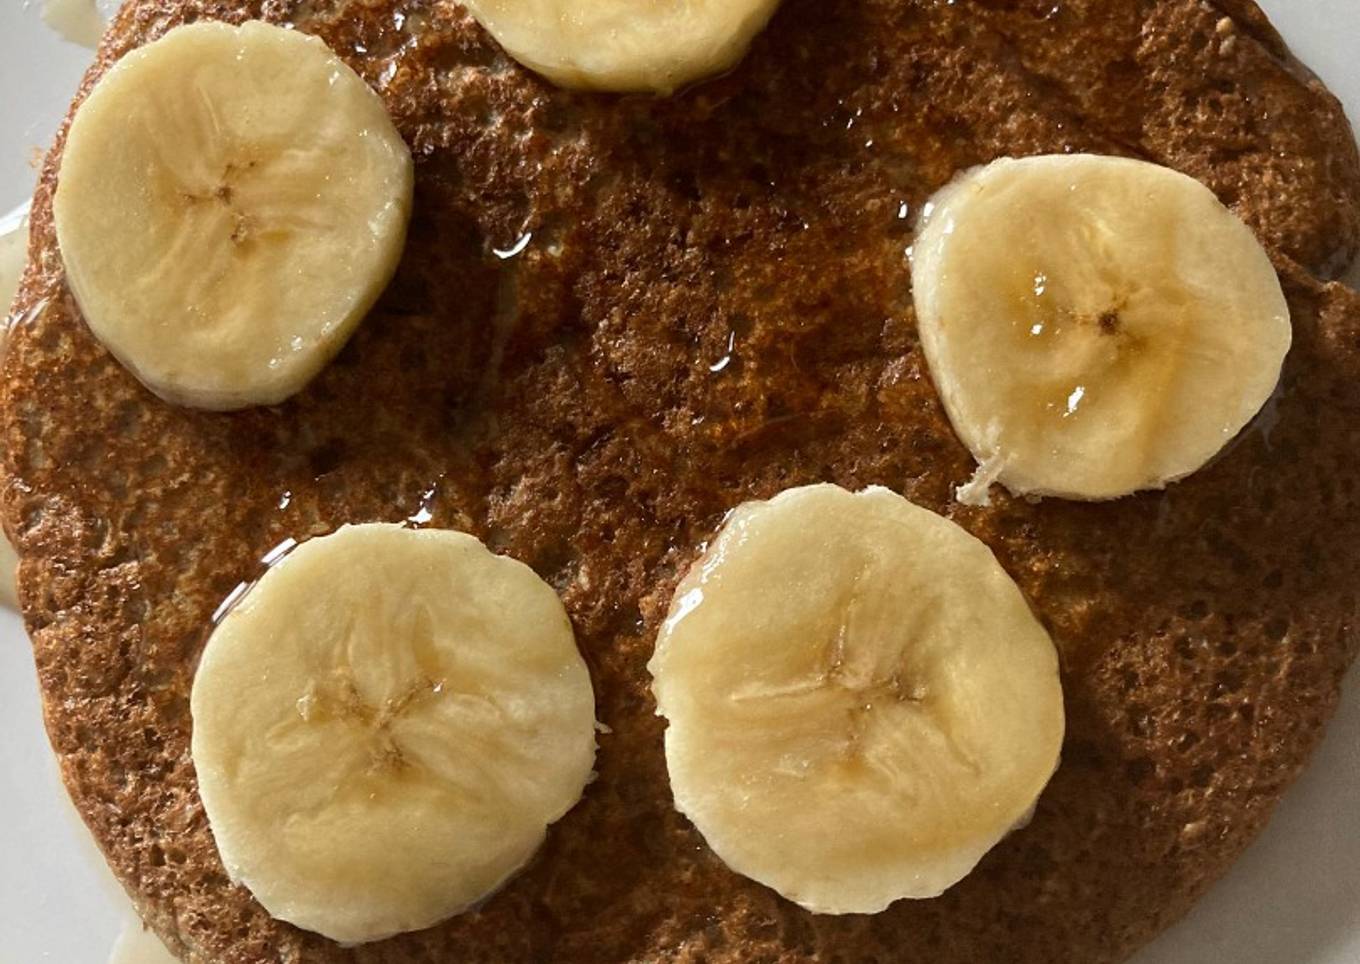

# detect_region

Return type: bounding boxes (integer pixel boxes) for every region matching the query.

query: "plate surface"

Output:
[0,2,1357,961]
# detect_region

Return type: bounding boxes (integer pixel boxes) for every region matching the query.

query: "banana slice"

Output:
[648,484,1064,914]
[191,524,597,944]
[462,0,783,94]
[41,0,106,49]
[0,204,30,610]
[53,21,413,410]
[911,154,1291,503]
[0,203,27,318]
[0,536,17,612]
[109,915,179,964]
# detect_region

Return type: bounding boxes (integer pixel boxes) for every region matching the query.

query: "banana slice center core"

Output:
[294,671,446,774]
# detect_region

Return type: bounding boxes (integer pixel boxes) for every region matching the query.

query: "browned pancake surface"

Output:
[5,1,1360,961]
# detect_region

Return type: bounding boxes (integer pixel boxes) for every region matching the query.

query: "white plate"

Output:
[0,2,1357,961]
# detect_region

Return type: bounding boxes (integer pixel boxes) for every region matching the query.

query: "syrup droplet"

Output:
[708,330,737,373]
[493,232,533,260]
[261,537,298,567]
[210,581,252,624]
[407,481,440,526]
[1063,385,1086,417]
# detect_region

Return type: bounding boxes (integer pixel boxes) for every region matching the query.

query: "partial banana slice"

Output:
[911,153,1291,503]
[0,203,30,610]
[191,524,597,944]
[0,537,17,612]
[54,21,413,410]
[648,484,1064,914]
[462,0,783,94]
[41,0,106,49]
[109,915,179,964]
[0,203,26,318]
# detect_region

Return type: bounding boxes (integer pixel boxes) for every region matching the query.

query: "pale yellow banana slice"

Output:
[648,484,1064,914]
[191,524,597,944]
[109,915,179,964]
[54,21,413,410]
[41,0,106,49]
[912,154,1291,503]
[462,0,783,94]
[0,536,17,612]
[0,204,30,610]
[0,203,26,318]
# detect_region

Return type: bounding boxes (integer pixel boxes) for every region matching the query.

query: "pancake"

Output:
[5,0,1360,961]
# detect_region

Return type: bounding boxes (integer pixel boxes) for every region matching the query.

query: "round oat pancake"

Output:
[5,1,1360,961]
